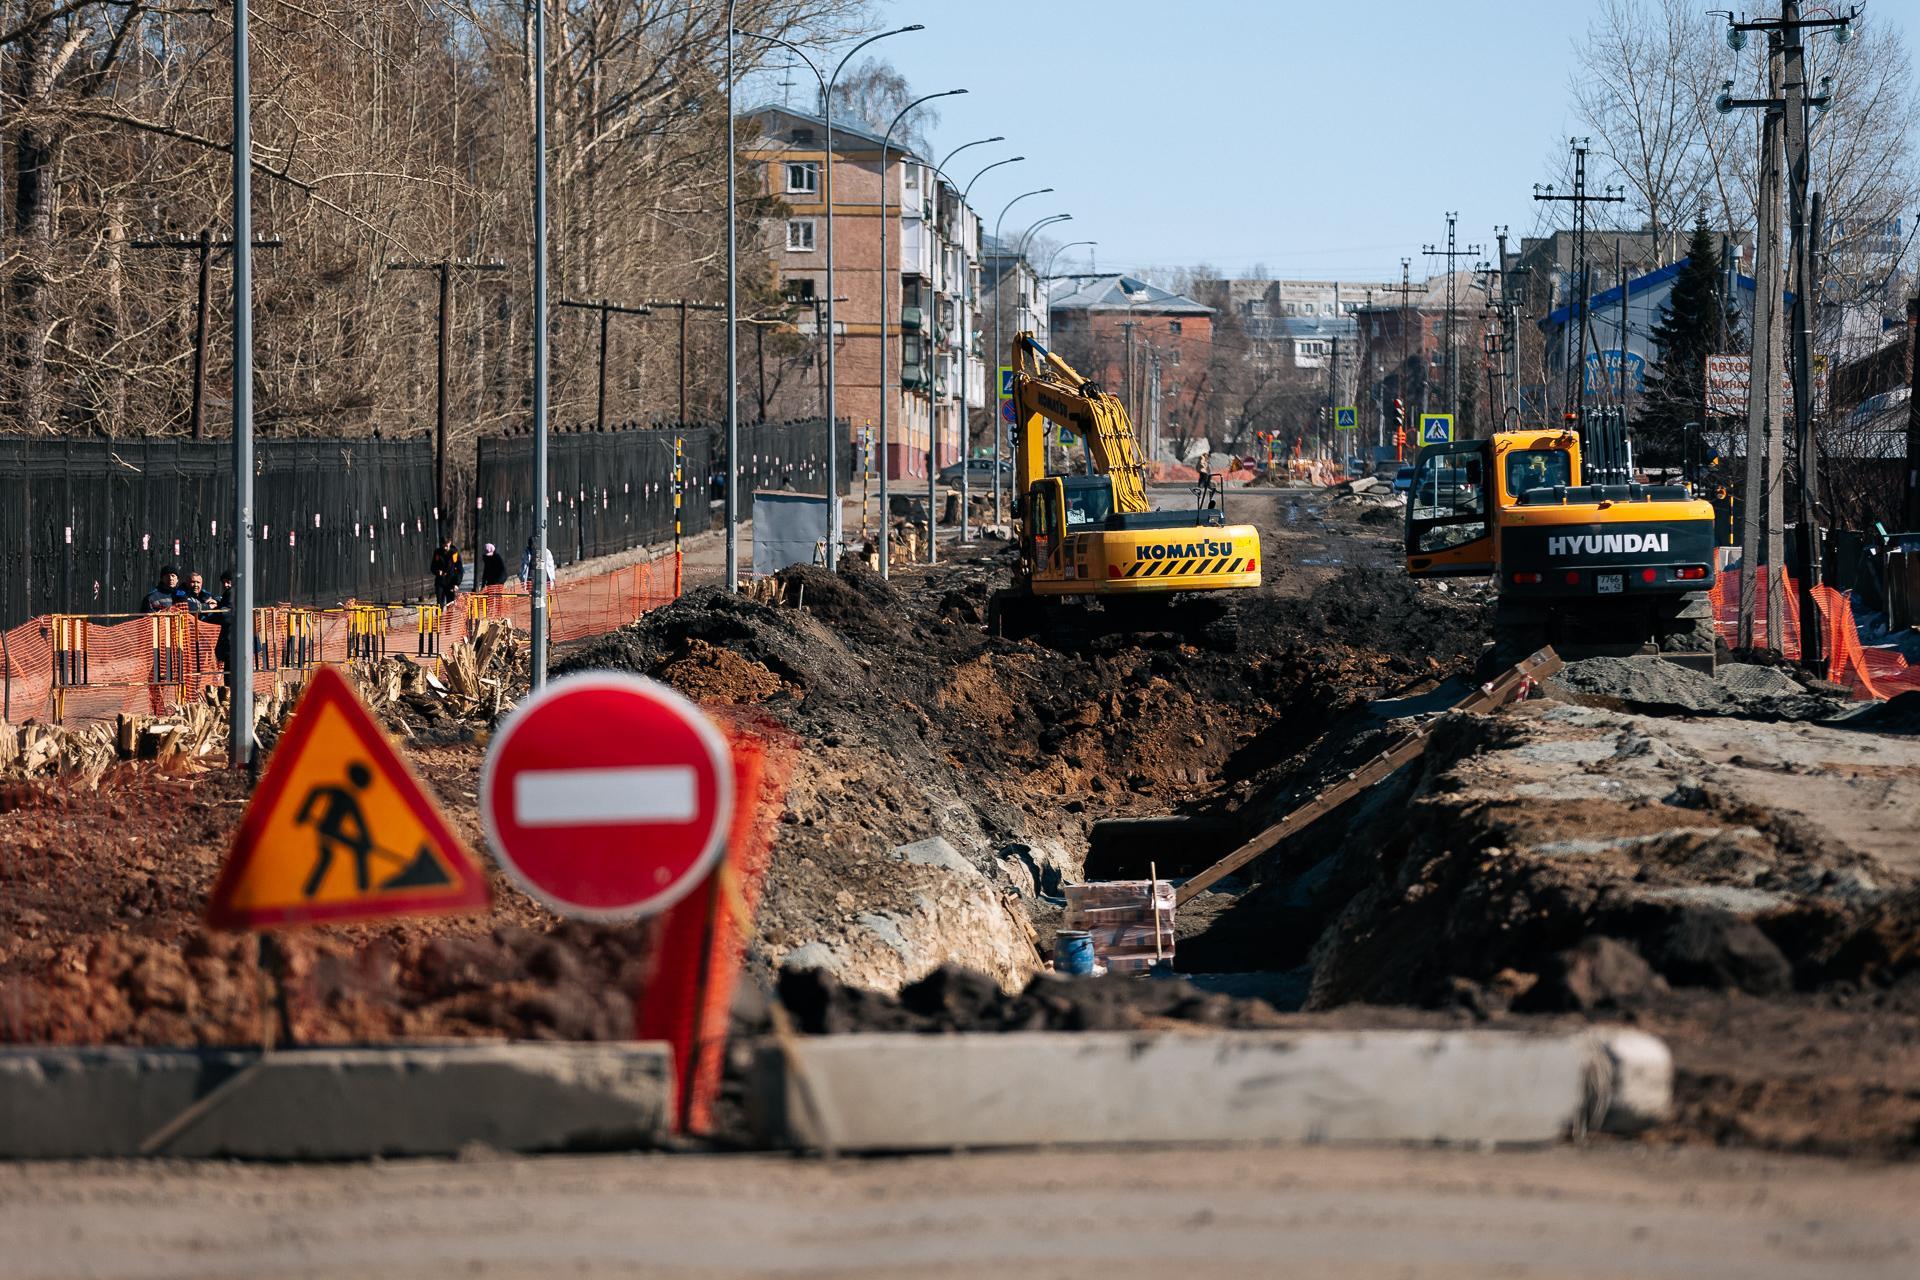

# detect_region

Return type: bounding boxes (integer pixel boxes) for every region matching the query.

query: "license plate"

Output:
[1597,573,1624,594]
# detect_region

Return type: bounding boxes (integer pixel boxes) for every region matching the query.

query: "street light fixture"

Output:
[877,87,968,580]
[989,187,1053,524]
[1014,213,1072,331]
[913,139,1008,564]
[1043,239,1098,283]
[732,22,925,569]
[949,154,1024,545]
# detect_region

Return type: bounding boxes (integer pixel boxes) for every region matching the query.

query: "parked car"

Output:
[937,458,1013,487]
[1391,467,1416,494]
[1345,456,1369,477]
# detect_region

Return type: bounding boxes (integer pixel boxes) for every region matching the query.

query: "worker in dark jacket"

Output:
[143,566,183,612]
[430,537,462,607]
[182,571,217,613]
[480,542,508,588]
[212,570,236,670]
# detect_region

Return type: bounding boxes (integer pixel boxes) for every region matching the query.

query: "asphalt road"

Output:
[2,1144,1914,1279]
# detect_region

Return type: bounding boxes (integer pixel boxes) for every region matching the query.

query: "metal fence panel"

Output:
[0,437,435,630]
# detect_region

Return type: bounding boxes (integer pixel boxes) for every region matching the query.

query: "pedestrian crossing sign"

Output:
[1420,413,1454,445]
[206,665,491,930]
[999,366,1015,400]
[1335,406,1358,430]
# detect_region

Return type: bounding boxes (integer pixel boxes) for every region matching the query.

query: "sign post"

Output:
[1334,405,1358,431]
[1419,413,1455,446]
[481,672,785,1133]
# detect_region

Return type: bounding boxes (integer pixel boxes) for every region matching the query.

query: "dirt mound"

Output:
[557,555,1487,993]
[774,963,1290,1034]
[1549,657,1852,721]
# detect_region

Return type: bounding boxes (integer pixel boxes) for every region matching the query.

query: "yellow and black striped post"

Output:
[673,435,685,596]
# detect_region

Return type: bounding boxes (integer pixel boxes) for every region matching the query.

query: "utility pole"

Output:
[389,259,508,528]
[229,0,255,768]
[1423,212,1484,427]
[637,299,726,424]
[556,298,652,431]
[1719,3,1852,658]
[132,232,283,440]
[1379,258,1419,427]
[1535,141,1625,423]
[1906,295,1920,531]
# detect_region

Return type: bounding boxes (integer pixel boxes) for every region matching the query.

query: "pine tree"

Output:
[1637,219,1743,462]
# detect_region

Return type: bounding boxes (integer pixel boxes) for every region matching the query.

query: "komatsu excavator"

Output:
[988,332,1262,638]
[1405,408,1719,670]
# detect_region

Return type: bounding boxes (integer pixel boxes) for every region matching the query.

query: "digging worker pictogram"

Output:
[296,762,379,897]
[293,760,457,899]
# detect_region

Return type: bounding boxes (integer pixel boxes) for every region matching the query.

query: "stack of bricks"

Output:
[1062,879,1175,975]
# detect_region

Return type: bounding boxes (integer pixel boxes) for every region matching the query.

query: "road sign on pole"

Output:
[1419,413,1454,445]
[207,666,491,930]
[481,672,735,920]
[1335,406,1358,430]
[998,365,1014,400]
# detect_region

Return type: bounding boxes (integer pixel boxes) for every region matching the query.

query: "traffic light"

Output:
[1393,398,1405,429]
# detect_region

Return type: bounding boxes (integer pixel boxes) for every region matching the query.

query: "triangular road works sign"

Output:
[206,665,491,930]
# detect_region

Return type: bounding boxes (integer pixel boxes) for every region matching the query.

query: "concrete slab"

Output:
[750,1028,1669,1153]
[0,1043,674,1160]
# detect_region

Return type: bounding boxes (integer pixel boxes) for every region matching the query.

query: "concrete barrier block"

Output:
[0,1043,673,1160]
[751,1028,1670,1152]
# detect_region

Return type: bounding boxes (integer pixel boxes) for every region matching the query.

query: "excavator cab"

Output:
[1405,440,1495,576]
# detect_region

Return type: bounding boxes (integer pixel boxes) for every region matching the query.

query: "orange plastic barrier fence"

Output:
[0,550,683,726]
[1707,568,1920,701]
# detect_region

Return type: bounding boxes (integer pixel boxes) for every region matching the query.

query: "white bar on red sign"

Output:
[513,766,698,826]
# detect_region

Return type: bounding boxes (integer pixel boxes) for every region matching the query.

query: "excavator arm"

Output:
[1010,331,1148,515]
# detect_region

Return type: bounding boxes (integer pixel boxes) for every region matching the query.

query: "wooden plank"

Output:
[1173,647,1562,906]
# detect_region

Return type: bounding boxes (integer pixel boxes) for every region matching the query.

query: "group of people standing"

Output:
[430,536,557,608]
[142,564,240,669]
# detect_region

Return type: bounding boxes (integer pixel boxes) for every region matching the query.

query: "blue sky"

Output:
[749,0,1910,281]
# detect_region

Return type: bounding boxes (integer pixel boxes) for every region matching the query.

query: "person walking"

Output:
[430,536,462,608]
[520,536,556,591]
[480,542,508,588]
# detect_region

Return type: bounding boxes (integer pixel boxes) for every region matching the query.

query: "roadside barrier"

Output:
[1707,569,1920,700]
[0,550,683,725]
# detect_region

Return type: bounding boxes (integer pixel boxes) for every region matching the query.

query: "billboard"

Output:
[1703,354,1828,417]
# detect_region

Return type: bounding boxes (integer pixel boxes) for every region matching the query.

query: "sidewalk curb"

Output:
[0,1043,674,1160]
[749,1028,1671,1152]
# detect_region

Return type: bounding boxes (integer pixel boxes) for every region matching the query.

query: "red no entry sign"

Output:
[481,672,734,920]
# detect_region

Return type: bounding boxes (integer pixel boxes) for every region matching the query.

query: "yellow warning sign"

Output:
[206,665,491,930]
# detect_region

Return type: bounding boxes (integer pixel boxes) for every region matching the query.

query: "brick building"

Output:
[1047,275,1214,462]
[742,105,986,481]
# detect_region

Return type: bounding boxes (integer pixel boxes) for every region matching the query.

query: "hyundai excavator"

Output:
[988,332,1262,639]
[1405,408,1719,670]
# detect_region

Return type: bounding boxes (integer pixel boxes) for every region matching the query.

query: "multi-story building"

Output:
[743,104,985,480]
[1047,275,1214,462]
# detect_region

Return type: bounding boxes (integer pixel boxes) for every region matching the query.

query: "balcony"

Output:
[900,306,925,332]
[901,363,930,390]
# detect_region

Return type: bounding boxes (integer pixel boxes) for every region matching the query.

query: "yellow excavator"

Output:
[988,332,1262,639]
[1405,409,1719,669]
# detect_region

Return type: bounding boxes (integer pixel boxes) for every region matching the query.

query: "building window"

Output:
[786,277,817,302]
[784,161,819,195]
[1169,319,1183,335]
[786,219,816,252]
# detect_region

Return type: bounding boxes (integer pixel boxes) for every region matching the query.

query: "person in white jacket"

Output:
[520,536,556,590]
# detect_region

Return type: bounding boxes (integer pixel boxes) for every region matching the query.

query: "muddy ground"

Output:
[5,487,1920,1157]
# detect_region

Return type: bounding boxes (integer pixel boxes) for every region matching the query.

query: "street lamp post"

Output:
[877,87,967,580]
[953,154,1025,544]
[733,23,924,570]
[990,187,1053,526]
[1042,239,1098,285]
[530,0,552,680]
[1014,213,1072,325]
[921,137,1001,565]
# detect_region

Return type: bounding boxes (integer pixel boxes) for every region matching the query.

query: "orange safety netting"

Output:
[1707,568,1920,702]
[0,551,683,726]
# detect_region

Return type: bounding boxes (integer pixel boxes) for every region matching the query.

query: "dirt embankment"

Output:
[0,510,1488,1044]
